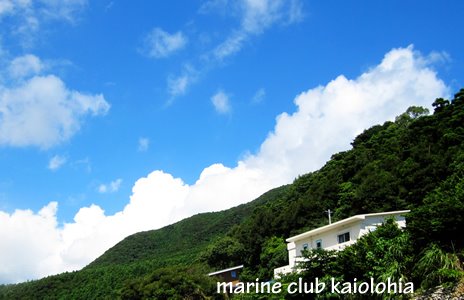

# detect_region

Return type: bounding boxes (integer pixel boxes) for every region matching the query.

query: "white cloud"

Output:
[213,0,304,60]
[240,0,295,34]
[8,54,44,78]
[211,90,231,114]
[0,0,15,18]
[0,72,110,149]
[48,155,67,171]
[98,178,123,194]
[167,64,197,98]
[0,47,449,284]
[168,74,189,97]
[213,32,247,60]
[198,0,229,15]
[0,202,63,283]
[287,0,304,24]
[40,0,87,22]
[138,137,149,152]
[252,87,265,103]
[0,0,87,22]
[143,27,187,59]
[165,0,303,99]
[0,0,87,45]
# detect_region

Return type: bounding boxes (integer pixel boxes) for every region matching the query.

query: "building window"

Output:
[338,232,350,243]
[303,243,308,251]
[315,239,322,249]
[231,271,237,278]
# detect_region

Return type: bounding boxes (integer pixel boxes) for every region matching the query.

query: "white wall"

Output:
[276,212,408,277]
[291,221,361,262]
[360,214,407,236]
[288,213,407,266]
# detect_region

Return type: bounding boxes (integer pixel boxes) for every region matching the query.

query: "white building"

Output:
[274,210,410,277]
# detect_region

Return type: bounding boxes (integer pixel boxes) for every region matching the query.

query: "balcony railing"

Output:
[324,240,356,251]
[273,265,292,278]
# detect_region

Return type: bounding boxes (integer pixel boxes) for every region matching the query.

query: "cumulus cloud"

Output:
[211,90,231,114]
[142,27,187,59]
[0,6,104,149]
[0,202,62,284]
[0,71,110,149]
[8,54,44,78]
[138,137,149,152]
[98,179,123,194]
[48,155,67,171]
[0,47,449,284]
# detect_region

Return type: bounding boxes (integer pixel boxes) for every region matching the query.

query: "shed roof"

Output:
[208,265,244,276]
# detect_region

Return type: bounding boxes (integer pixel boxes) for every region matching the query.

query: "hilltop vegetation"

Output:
[88,186,288,269]
[1,89,463,299]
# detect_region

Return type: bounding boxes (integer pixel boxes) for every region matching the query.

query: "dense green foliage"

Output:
[119,266,224,300]
[1,89,463,299]
[407,160,464,252]
[89,186,289,269]
[228,90,464,280]
[282,221,462,299]
[278,220,417,299]
[200,236,246,270]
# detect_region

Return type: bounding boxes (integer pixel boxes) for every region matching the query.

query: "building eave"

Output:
[286,210,410,243]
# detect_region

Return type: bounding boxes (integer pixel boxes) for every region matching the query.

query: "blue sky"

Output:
[0,0,463,283]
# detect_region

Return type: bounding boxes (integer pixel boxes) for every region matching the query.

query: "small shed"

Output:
[208,265,243,285]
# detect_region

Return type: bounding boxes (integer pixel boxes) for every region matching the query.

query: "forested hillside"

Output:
[225,91,464,278]
[1,89,463,299]
[0,185,290,299]
[88,185,289,269]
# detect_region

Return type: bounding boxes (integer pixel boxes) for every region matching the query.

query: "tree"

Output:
[336,218,412,283]
[119,267,224,300]
[395,106,429,127]
[200,236,245,270]
[407,158,464,252]
[258,236,288,279]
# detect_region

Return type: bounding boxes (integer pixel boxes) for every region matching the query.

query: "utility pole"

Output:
[325,209,332,224]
